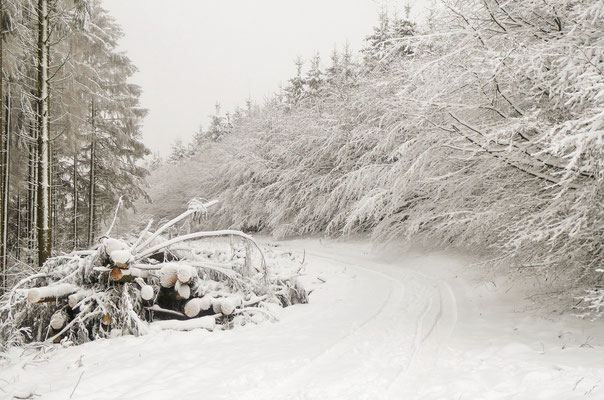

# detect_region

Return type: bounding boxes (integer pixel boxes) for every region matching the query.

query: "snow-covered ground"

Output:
[1,239,603,399]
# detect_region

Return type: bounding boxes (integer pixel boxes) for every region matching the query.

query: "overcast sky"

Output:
[101,0,430,156]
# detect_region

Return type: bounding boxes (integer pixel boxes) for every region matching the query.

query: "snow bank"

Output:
[151,315,216,331]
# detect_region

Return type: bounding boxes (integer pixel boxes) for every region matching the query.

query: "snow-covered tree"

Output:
[283,57,306,109]
[305,52,323,99]
[362,10,391,68]
[168,139,189,163]
[0,0,149,281]
[140,1,603,316]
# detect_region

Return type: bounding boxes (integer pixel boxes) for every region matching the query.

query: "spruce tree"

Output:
[305,52,323,99]
[284,57,305,108]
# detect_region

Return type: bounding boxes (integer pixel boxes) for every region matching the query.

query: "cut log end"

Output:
[27,284,78,304]
[110,268,134,283]
[177,265,196,284]
[110,268,123,281]
[184,298,202,318]
[219,299,236,316]
[175,281,191,300]
[101,315,111,326]
[199,295,212,311]
[50,311,67,330]
[141,285,154,301]
[212,299,222,315]
[27,290,42,304]
[160,264,179,288]
[68,290,92,309]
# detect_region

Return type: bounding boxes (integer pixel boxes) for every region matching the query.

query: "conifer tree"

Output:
[207,103,230,141]
[36,0,51,266]
[0,0,149,276]
[362,10,391,68]
[305,53,323,99]
[284,57,305,108]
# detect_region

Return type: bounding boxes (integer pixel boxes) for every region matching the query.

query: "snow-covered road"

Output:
[2,239,603,399]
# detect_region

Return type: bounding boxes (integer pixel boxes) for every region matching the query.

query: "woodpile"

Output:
[0,199,308,346]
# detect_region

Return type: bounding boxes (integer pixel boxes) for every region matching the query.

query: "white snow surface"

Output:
[2,238,603,399]
[109,249,132,265]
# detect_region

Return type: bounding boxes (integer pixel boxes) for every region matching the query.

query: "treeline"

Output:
[0,0,148,289]
[148,1,602,310]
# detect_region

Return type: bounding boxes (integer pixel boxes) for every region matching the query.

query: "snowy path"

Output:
[1,239,603,400]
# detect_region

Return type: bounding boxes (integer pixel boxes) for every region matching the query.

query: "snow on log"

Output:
[110,249,132,268]
[140,285,154,301]
[177,264,196,284]
[199,295,212,311]
[2,200,307,345]
[217,295,243,316]
[27,284,79,304]
[198,280,221,296]
[212,298,222,315]
[151,315,216,332]
[50,311,68,330]
[219,299,236,316]
[175,281,191,299]
[184,298,202,318]
[159,263,179,288]
[68,289,92,309]
[110,268,133,282]
[110,267,148,282]
[146,304,186,318]
[103,238,127,255]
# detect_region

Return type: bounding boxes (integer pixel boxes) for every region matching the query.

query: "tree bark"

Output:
[28,124,38,260]
[1,85,11,287]
[73,149,78,250]
[51,144,56,250]
[0,3,4,291]
[36,0,52,267]
[87,100,96,247]
[16,190,21,260]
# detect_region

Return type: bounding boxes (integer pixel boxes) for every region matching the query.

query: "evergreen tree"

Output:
[0,0,149,276]
[326,47,340,84]
[206,103,230,141]
[147,152,163,171]
[305,52,323,99]
[284,57,305,108]
[168,139,189,163]
[389,14,416,58]
[362,10,391,67]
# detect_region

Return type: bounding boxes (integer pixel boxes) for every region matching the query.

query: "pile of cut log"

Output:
[0,199,308,347]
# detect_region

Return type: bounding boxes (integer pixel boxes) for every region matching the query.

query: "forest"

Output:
[0,0,148,285]
[0,0,602,338]
[153,0,603,315]
[0,1,602,398]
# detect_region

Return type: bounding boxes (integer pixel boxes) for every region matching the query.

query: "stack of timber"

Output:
[0,199,308,347]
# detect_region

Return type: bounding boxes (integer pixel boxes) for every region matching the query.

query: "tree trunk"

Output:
[0,3,4,291]
[36,0,52,267]
[87,100,96,247]
[1,85,11,288]
[28,124,38,261]
[16,189,21,260]
[51,144,58,250]
[73,149,78,250]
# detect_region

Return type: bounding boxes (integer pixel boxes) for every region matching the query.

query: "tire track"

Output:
[253,249,437,399]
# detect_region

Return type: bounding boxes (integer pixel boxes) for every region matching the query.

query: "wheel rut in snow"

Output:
[249,248,454,400]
